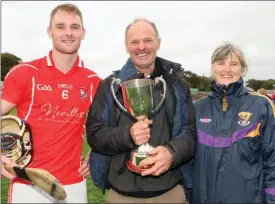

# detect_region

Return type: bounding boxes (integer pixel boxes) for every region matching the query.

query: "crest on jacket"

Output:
[237,112,252,126]
[80,87,88,100]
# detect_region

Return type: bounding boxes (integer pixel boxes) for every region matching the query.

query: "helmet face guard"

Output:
[1,115,33,167]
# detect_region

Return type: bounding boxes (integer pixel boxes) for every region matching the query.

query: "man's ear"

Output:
[125,42,130,54]
[82,28,86,40]
[47,27,52,39]
[157,38,161,50]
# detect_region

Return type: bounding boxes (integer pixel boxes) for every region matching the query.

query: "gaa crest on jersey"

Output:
[80,87,88,100]
[237,112,252,126]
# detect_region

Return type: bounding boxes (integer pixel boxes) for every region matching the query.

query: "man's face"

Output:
[259,89,266,95]
[47,10,85,54]
[125,21,161,71]
[212,53,243,87]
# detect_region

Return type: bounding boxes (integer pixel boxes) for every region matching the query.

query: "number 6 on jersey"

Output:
[62,90,69,100]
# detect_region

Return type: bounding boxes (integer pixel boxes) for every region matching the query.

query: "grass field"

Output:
[1,110,107,203]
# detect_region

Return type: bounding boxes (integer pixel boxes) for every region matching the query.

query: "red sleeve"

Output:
[2,65,28,105]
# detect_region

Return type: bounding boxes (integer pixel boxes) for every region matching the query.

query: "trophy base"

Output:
[127,160,153,174]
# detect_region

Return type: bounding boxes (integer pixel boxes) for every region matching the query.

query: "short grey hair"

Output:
[211,41,248,76]
[124,17,160,43]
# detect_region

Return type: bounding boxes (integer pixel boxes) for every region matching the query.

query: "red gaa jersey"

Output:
[2,51,101,185]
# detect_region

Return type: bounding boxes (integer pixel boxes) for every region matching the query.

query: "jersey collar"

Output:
[45,50,84,68]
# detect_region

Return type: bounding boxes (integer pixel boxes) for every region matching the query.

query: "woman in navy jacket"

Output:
[192,42,275,203]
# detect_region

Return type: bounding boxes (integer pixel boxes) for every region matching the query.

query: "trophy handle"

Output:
[110,78,127,113]
[150,77,167,115]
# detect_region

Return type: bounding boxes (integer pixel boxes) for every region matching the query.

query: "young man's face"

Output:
[125,21,161,71]
[47,10,85,55]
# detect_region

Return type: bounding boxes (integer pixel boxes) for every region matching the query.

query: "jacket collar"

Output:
[209,78,250,98]
[114,57,182,83]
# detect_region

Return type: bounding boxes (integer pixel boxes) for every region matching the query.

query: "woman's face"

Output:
[212,53,243,86]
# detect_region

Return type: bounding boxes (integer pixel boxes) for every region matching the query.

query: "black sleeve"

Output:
[86,78,136,156]
[164,79,197,168]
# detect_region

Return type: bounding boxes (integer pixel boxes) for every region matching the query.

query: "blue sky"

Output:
[2,1,275,80]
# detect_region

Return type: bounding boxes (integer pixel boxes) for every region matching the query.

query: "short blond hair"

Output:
[50,3,84,27]
[211,41,248,76]
[124,17,160,43]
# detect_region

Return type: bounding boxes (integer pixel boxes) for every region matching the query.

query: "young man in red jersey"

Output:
[1,3,101,203]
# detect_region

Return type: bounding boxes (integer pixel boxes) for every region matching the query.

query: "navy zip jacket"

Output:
[86,57,197,194]
[192,78,275,203]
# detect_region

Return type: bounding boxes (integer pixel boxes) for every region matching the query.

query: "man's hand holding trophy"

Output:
[111,77,168,175]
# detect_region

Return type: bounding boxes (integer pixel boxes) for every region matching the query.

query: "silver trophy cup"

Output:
[111,77,167,174]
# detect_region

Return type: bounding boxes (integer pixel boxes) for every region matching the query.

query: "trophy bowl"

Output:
[111,77,167,174]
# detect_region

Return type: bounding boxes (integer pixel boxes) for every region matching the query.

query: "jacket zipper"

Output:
[222,90,228,112]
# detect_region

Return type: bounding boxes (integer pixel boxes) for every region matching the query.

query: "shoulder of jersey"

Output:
[15,57,42,69]
[6,58,43,78]
[81,66,101,80]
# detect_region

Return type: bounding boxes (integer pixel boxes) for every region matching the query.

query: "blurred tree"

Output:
[179,69,274,92]
[246,79,262,91]
[199,76,211,91]
[265,79,275,89]
[246,79,275,91]
[180,70,211,91]
[1,52,22,81]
